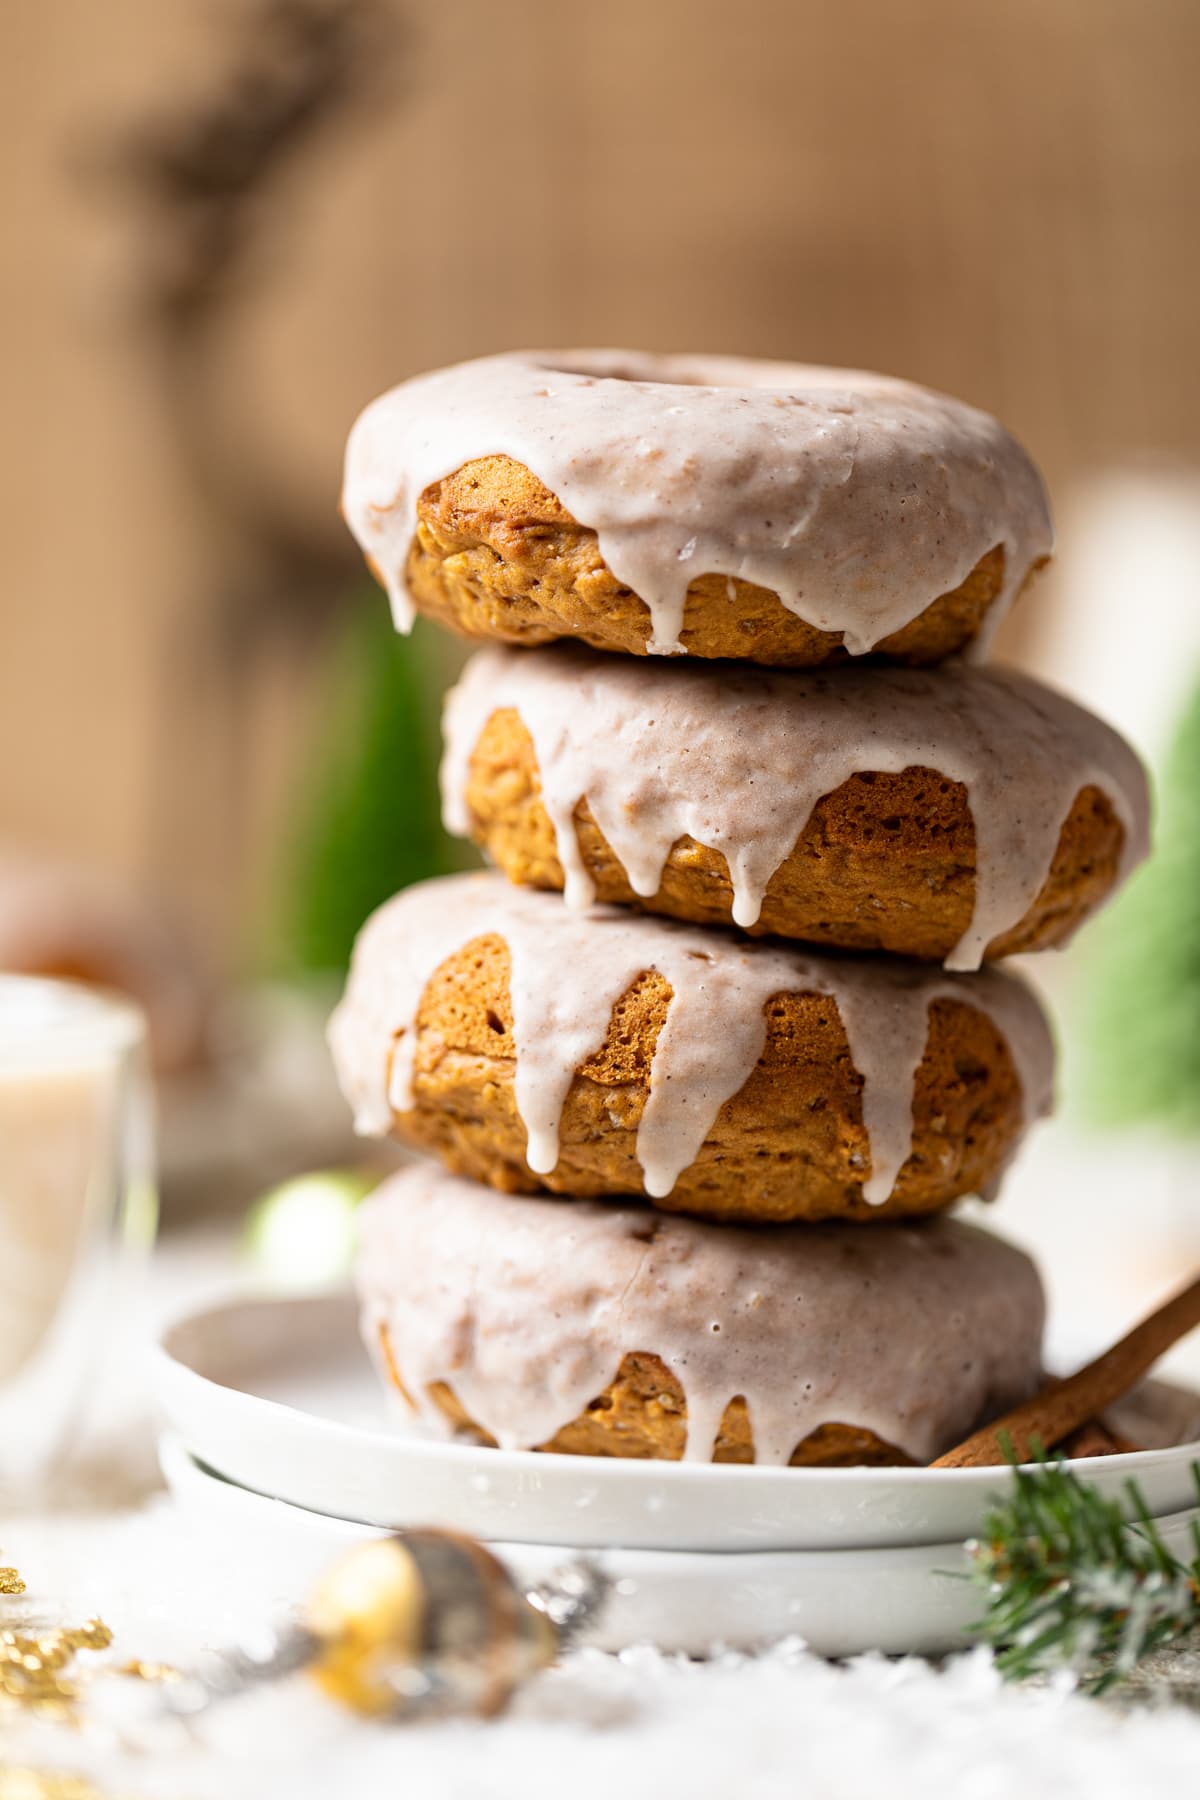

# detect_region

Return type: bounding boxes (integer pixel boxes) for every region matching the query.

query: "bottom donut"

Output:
[357,1163,1046,1468]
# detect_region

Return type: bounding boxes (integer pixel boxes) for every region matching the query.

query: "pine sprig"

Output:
[968,1453,1200,1692]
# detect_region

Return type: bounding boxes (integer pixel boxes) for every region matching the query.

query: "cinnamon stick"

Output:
[933,1272,1200,1469]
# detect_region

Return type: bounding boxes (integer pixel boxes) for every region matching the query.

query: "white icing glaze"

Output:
[341,350,1053,658]
[440,647,1150,970]
[328,874,1054,1206]
[357,1164,1046,1465]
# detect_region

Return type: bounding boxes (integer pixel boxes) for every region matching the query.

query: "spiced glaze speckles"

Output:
[342,351,1053,658]
[356,1164,1046,1465]
[328,874,1054,1207]
[440,646,1149,969]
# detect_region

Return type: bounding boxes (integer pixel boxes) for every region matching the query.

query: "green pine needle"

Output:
[968,1454,1200,1692]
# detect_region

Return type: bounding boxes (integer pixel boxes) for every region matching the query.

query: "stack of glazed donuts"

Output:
[329,352,1150,1470]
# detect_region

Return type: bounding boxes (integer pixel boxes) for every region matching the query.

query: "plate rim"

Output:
[159,1430,1200,1574]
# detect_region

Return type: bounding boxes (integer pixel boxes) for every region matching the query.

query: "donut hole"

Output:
[538,353,712,389]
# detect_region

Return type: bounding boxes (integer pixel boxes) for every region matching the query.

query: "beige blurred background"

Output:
[2,0,1199,1338]
[4,0,1199,952]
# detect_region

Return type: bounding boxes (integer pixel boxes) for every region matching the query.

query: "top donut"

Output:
[342,350,1053,666]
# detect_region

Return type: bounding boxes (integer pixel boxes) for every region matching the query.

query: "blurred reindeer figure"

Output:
[95,0,410,961]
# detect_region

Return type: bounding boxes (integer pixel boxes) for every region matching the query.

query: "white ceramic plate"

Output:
[167,1434,1200,1658]
[153,1290,1200,1554]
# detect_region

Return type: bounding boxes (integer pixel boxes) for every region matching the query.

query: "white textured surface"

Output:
[2,1217,1199,1794]
[5,1499,1200,1800]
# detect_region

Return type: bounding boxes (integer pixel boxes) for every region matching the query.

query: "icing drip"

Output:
[341,350,1053,658]
[328,874,1055,1205]
[441,647,1150,970]
[357,1165,1046,1465]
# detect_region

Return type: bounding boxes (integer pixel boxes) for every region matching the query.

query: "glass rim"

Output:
[0,973,146,1064]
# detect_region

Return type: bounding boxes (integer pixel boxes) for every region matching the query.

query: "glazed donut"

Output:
[357,1164,1046,1467]
[342,351,1053,666]
[328,874,1054,1223]
[441,646,1149,969]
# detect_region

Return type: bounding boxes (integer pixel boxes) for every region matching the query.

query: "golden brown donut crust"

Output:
[462,710,1127,961]
[398,456,1045,666]
[380,1331,1121,1467]
[378,1330,914,1466]
[386,933,1028,1223]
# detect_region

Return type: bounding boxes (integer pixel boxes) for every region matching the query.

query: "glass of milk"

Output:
[0,976,156,1492]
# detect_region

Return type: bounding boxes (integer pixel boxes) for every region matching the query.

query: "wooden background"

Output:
[2,0,1198,962]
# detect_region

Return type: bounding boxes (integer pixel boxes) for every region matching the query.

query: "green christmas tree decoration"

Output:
[276,595,472,978]
[969,1453,1200,1692]
[1084,671,1200,1132]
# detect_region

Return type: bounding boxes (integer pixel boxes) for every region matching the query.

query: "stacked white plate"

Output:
[154,1292,1200,1656]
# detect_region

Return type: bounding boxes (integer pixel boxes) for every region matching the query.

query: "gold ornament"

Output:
[114,1658,180,1685]
[306,1532,559,1718]
[0,1620,114,1720]
[164,1528,606,1723]
[0,1529,603,1735]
